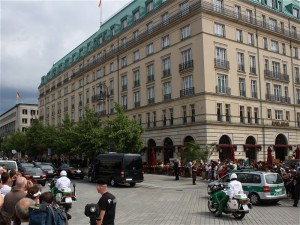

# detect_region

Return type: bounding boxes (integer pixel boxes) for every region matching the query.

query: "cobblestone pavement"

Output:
[69,174,300,225]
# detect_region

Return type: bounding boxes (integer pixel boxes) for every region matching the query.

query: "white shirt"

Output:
[55,176,71,190]
[0,184,11,197]
[227,180,243,199]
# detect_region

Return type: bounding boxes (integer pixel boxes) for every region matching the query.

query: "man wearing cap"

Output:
[96,179,117,225]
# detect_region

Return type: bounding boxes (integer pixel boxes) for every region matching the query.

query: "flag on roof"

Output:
[98,0,102,8]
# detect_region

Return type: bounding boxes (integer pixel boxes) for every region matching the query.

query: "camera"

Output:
[85,204,100,225]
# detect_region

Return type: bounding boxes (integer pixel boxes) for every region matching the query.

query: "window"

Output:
[147,22,153,33]
[110,62,114,72]
[216,47,226,61]
[291,26,297,38]
[133,11,139,21]
[269,18,277,31]
[292,47,298,58]
[283,64,287,75]
[240,106,244,123]
[239,78,246,97]
[264,58,269,71]
[121,56,127,68]
[122,95,127,109]
[267,109,272,119]
[111,26,116,36]
[213,0,223,12]
[274,84,281,101]
[293,8,299,18]
[147,64,154,82]
[234,5,241,18]
[163,82,171,100]
[225,104,231,122]
[163,57,171,77]
[182,106,187,124]
[121,19,127,29]
[182,48,192,63]
[190,104,195,122]
[262,15,266,27]
[217,103,222,121]
[254,107,259,124]
[246,9,253,23]
[298,113,300,127]
[266,83,271,96]
[133,30,139,40]
[180,1,189,16]
[22,118,28,124]
[121,75,127,91]
[282,43,286,55]
[247,107,252,124]
[147,87,155,104]
[133,50,140,62]
[162,35,170,48]
[162,12,169,25]
[295,67,300,83]
[146,1,153,13]
[263,37,268,49]
[169,108,174,125]
[284,86,289,101]
[22,109,28,115]
[286,111,290,121]
[275,110,283,120]
[134,91,140,107]
[214,23,225,37]
[280,21,284,33]
[248,33,254,45]
[270,40,279,52]
[133,70,140,87]
[236,29,243,42]
[278,1,282,12]
[121,37,127,47]
[217,74,228,93]
[297,89,300,104]
[181,25,191,40]
[147,43,154,55]
[251,80,257,98]
[272,61,280,78]
[249,55,256,74]
[237,52,244,71]
[183,75,193,90]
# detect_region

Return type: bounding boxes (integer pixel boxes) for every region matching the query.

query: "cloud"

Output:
[0,0,131,115]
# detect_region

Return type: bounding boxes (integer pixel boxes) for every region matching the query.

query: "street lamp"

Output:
[97,83,111,151]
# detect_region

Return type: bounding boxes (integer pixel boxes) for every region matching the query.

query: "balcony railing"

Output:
[264,70,289,82]
[266,94,291,103]
[179,60,194,72]
[214,59,230,70]
[216,86,231,95]
[92,94,106,102]
[164,93,171,100]
[180,87,194,97]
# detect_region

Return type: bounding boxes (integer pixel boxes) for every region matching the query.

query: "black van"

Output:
[88,153,144,187]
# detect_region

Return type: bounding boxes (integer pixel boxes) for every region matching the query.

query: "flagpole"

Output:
[99,0,102,28]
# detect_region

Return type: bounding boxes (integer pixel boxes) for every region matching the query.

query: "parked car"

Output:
[208,171,286,205]
[22,167,47,186]
[0,160,18,171]
[88,153,144,187]
[18,163,35,173]
[57,163,85,179]
[37,164,57,179]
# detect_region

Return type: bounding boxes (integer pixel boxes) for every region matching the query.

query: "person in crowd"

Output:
[0,211,11,225]
[2,177,31,219]
[39,192,54,204]
[293,168,300,207]
[1,172,12,197]
[187,160,193,177]
[173,159,180,180]
[215,173,243,217]
[192,161,197,185]
[26,185,41,204]
[0,191,4,208]
[14,198,36,225]
[96,179,117,225]
[282,168,292,197]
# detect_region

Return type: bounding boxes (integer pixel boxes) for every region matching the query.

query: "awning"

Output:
[273,145,292,150]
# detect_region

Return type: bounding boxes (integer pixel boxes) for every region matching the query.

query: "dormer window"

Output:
[121,19,127,29]
[111,26,116,36]
[146,1,153,13]
[133,10,139,21]
[278,1,282,12]
[293,8,299,18]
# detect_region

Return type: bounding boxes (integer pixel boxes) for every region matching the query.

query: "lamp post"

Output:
[97,83,111,151]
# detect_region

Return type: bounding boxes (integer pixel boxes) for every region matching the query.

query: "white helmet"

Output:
[230,173,237,180]
[60,170,67,176]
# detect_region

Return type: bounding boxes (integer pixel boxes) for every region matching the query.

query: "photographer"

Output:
[96,179,117,225]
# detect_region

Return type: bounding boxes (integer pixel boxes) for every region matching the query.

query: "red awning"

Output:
[243,144,262,149]
[218,144,237,150]
[273,145,292,150]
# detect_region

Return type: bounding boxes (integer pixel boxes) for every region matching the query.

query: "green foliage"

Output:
[183,142,217,163]
[105,104,144,153]
[1,130,27,155]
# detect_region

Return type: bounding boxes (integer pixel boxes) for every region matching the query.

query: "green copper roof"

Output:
[39,0,299,87]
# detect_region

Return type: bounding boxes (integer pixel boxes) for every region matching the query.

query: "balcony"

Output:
[148,98,155,104]
[237,64,245,72]
[265,94,291,104]
[216,86,231,95]
[164,93,171,101]
[214,59,230,70]
[92,93,106,103]
[180,87,194,97]
[162,69,171,78]
[179,60,194,72]
[264,70,289,82]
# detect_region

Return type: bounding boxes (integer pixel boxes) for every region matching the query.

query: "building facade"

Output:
[0,103,39,138]
[38,0,300,164]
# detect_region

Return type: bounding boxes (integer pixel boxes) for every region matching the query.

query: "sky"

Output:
[0,0,132,115]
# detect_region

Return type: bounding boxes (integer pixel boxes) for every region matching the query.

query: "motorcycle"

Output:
[207,183,252,220]
[49,176,77,211]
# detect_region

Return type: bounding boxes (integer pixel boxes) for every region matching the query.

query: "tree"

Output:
[0,130,27,157]
[183,142,217,163]
[105,104,144,153]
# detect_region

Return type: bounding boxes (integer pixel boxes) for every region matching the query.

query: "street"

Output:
[42,174,299,225]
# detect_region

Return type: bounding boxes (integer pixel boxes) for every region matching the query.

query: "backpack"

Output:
[29,203,68,225]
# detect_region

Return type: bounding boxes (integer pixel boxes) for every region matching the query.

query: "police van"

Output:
[88,153,144,187]
[208,171,286,205]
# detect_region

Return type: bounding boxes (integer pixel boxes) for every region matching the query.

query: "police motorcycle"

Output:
[207,183,252,220]
[49,172,77,212]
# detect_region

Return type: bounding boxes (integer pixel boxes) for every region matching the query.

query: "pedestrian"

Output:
[26,185,41,204]
[96,179,117,225]
[173,159,180,180]
[187,160,193,177]
[192,162,197,185]
[293,169,300,207]
[0,172,12,197]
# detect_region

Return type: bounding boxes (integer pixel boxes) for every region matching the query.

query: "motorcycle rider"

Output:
[51,170,71,198]
[215,173,243,217]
